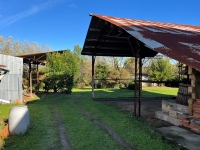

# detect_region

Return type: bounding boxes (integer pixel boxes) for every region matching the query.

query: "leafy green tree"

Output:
[46,50,78,76]
[119,68,130,87]
[106,68,121,88]
[72,45,92,88]
[95,62,109,88]
[94,57,131,88]
[147,57,174,85]
[124,57,135,74]
[74,58,92,88]
[44,50,78,93]
[73,44,82,56]
[104,68,130,88]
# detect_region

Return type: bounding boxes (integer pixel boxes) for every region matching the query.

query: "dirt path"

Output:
[84,111,136,150]
[40,93,72,150]
[53,108,72,150]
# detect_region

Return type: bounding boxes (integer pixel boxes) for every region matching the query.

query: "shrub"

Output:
[127,82,135,90]
[127,80,139,90]
[43,73,74,94]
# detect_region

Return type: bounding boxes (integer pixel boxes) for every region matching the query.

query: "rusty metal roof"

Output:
[16,50,68,64]
[82,14,200,70]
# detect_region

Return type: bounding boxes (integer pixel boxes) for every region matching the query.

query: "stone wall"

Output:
[188,67,200,115]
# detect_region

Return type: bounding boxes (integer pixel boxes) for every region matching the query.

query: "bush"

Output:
[77,82,85,89]
[43,73,74,94]
[127,80,135,90]
[165,78,190,87]
[127,80,139,90]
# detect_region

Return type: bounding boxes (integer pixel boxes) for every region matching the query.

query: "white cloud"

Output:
[0,0,65,28]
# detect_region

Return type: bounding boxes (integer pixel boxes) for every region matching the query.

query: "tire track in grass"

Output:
[53,107,72,150]
[84,111,136,150]
[39,93,72,150]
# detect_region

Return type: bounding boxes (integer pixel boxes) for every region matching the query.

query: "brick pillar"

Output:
[188,67,200,115]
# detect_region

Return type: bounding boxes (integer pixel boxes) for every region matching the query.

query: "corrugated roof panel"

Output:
[90,14,200,70]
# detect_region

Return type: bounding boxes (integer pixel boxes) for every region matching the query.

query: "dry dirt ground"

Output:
[22,93,36,103]
[106,98,173,127]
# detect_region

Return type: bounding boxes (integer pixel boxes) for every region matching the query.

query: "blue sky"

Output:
[0,0,200,51]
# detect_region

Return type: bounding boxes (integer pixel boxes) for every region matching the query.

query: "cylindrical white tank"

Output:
[8,106,30,135]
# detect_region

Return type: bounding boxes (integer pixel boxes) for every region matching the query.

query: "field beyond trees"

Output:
[0,87,187,150]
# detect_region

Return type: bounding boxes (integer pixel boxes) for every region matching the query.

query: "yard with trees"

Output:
[0,35,185,92]
[0,36,189,149]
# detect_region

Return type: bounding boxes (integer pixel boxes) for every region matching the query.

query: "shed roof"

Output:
[81,14,200,70]
[16,50,68,64]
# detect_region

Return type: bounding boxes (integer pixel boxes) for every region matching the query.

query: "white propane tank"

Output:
[8,106,30,135]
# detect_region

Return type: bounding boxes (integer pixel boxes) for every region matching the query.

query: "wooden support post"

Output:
[30,72,32,97]
[36,64,39,85]
[196,74,200,99]
[134,57,137,116]
[138,58,142,117]
[29,63,32,98]
[92,55,95,100]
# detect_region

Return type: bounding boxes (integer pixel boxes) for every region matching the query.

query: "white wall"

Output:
[0,54,23,103]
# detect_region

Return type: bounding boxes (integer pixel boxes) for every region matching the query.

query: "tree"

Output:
[73,44,82,56]
[72,45,92,88]
[46,50,78,76]
[106,68,121,88]
[147,57,174,85]
[44,50,78,93]
[124,57,135,74]
[119,68,130,87]
[95,62,109,88]
[0,35,50,56]
[0,36,13,55]
[74,58,92,88]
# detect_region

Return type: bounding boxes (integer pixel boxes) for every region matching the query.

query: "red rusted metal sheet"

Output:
[91,14,200,70]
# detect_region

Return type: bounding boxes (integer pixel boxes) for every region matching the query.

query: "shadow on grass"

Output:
[73,87,177,99]
[27,87,177,105]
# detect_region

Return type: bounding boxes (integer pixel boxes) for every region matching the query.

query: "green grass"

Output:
[55,95,123,150]
[0,103,25,148]
[2,87,183,150]
[142,87,178,98]
[0,104,11,121]
[0,104,23,125]
[73,86,178,98]
[2,96,60,150]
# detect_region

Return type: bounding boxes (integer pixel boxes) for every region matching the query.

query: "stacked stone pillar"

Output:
[188,67,200,115]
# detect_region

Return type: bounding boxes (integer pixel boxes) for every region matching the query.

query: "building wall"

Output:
[0,54,23,103]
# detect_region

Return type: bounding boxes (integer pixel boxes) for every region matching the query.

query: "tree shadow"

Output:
[25,87,177,105]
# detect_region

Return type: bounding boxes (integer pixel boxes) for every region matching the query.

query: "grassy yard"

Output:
[1,87,185,150]
[0,104,23,121]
